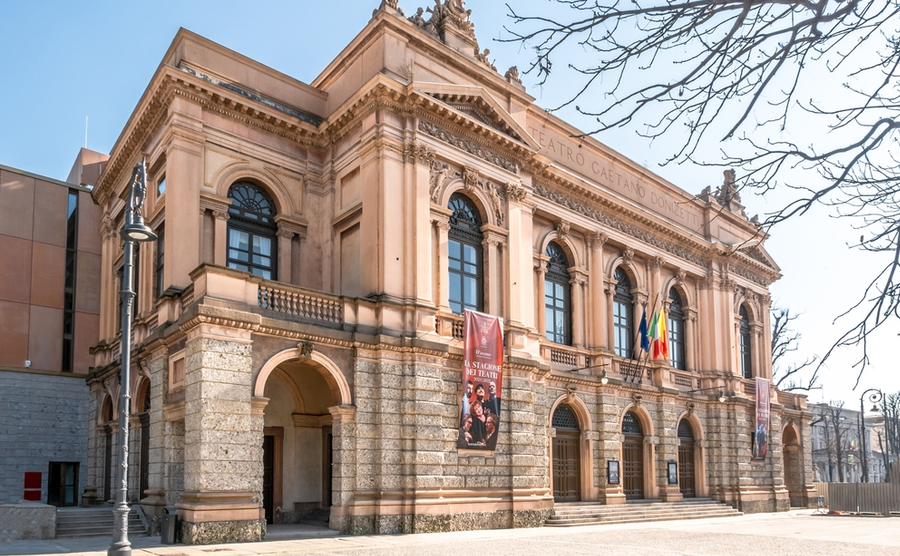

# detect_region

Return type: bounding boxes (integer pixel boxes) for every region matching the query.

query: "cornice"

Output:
[532,179,710,271]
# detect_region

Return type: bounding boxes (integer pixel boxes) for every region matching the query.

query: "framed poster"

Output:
[607,460,620,485]
[667,461,678,484]
[752,377,771,460]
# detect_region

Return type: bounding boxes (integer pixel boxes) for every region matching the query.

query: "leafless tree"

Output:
[815,401,855,482]
[879,392,900,482]
[503,0,900,384]
[770,306,818,392]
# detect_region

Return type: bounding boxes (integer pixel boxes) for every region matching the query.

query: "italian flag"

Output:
[648,308,669,360]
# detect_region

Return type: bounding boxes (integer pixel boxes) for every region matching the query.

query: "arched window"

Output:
[613,267,634,359]
[448,193,483,314]
[545,242,571,345]
[739,305,752,378]
[227,182,277,280]
[668,288,686,370]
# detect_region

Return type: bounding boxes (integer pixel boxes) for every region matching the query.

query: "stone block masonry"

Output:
[0,371,88,505]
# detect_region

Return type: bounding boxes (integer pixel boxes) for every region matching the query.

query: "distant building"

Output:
[810,402,886,483]
[0,149,105,506]
[79,1,815,545]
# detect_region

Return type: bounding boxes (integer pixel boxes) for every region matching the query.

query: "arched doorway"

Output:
[622,411,644,500]
[782,425,802,506]
[677,419,696,498]
[101,396,114,502]
[260,357,344,525]
[137,382,151,501]
[552,404,581,502]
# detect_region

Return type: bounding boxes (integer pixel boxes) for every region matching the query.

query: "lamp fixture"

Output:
[688,386,728,403]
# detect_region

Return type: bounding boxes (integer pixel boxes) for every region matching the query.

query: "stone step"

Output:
[546,500,742,527]
[56,508,147,539]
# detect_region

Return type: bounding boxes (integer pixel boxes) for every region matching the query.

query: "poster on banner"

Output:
[752,377,770,460]
[458,309,503,451]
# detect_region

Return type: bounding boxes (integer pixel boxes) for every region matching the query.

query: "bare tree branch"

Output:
[503,0,900,381]
[771,306,819,392]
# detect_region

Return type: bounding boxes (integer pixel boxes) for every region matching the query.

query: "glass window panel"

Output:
[228,262,249,272]
[450,300,462,314]
[450,258,461,270]
[464,244,476,263]
[465,262,477,274]
[450,273,462,306]
[545,281,553,296]
[252,255,271,266]
[555,283,564,297]
[449,240,461,260]
[253,236,271,255]
[229,229,249,250]
[464,276,477,307]
[229,249,249,262]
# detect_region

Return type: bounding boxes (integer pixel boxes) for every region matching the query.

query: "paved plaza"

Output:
[3,510,899,556]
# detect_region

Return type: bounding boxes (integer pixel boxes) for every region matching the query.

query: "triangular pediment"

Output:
[413,83,541,151]
[744,243,779,271]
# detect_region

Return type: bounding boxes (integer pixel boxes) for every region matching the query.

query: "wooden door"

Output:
[622,437,644,499]
[678,441,696,497]
[553,431,581,501]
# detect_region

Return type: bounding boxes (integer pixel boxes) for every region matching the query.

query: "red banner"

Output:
[458,310,503,451]
[753,377,770,460]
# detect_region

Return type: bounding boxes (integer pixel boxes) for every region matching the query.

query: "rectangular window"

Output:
[62,190,78,372]
[668,314,685,370]
[156,226,165,298]
[157,175,166,196]
[613,300,632,358]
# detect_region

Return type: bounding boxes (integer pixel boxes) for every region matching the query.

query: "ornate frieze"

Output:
[418,120,517,172]
[532,182,708,269]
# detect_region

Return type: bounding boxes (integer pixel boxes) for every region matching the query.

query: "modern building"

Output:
[0,150,105,508]
[83,0,816,544]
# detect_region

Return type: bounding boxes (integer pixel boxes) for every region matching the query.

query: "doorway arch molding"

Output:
[548,392,596,501]
[253,346,352,406]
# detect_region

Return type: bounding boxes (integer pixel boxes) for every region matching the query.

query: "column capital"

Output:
[328,404,357,423]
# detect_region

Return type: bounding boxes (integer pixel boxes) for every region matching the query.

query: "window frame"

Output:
[226,182,278,280]
[613,267,635,359]
[447,193,484,314]
[739,305,752,378]
[668,288,686,370]
[544,242,571,345]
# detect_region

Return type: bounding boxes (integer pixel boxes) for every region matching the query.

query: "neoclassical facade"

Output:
[85,1,815,544]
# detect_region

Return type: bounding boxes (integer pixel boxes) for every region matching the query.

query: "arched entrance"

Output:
[136,383,151,500]
[782,424,802,506]
[622,411,644,500]
[256,350,350,525]
[552,404,581,502]
[677,419,696,498]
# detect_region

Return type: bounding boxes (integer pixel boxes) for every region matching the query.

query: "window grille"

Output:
[622,412,643,436]
[678,419,694,439]
[552,404,580,430]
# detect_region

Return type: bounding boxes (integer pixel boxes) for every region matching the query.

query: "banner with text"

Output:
[458,310,503,451]
[753,377,771,460]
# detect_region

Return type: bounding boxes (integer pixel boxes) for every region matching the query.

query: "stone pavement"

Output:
[2,510,900,556]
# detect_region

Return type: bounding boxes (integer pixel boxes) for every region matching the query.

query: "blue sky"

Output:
[2,0,895,404]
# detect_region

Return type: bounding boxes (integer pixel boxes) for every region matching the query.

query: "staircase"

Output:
[56,507,148,539]
[546,498,743,527]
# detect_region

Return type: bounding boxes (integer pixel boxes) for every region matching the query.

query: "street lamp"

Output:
[109,160,157,556]
[858,388,884,484]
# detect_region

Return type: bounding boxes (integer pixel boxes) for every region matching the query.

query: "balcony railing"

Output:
[258,282,342,324]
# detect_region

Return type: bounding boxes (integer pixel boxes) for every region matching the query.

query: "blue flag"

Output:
[638,308,650,352]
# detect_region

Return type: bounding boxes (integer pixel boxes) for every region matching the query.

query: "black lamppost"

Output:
[859,388,884,484]
[109,160,157,556]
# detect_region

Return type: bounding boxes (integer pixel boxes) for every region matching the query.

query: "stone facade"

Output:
[84,0,816,545]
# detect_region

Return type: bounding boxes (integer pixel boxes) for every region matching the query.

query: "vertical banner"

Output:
[458,309,503,451]
[753,377,770,460]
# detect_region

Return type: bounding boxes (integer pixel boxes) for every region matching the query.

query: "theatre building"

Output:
[85,0,815,544]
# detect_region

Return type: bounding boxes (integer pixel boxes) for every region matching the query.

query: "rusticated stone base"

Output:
[335,509,551,535]
[737,497,790,514]
[180,519,266,545]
